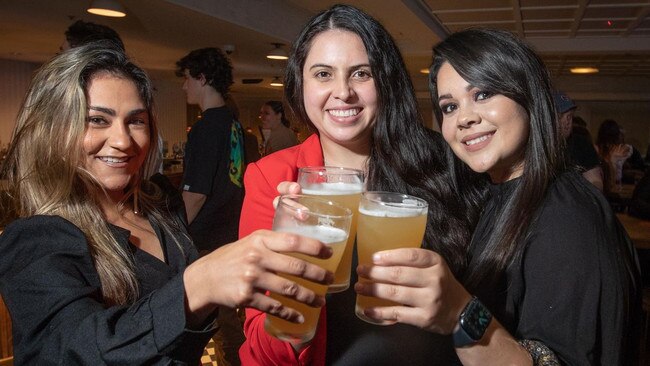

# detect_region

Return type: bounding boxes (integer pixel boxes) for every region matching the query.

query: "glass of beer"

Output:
[265,194,352,344]
[298,166,364,293]
[355,191,428,325]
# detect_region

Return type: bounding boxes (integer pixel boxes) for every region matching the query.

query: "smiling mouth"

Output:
[328,108,360,117]
[99,156,129,163]
[464,135,489,146]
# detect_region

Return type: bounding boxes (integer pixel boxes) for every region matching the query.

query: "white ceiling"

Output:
[1,0,649,100]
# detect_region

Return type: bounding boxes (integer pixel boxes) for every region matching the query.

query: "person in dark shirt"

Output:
[553,91,603,191]
[0,43,335,365]
[360,28,640,365]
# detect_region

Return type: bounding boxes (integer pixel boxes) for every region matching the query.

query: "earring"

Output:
[133,188,140,216]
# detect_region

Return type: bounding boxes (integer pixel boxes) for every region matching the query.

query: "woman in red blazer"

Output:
[238,5,478,366]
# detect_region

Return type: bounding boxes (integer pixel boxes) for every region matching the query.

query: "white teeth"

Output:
[99,156,128,163]
[329,109,359,117]
[465,135,489,146]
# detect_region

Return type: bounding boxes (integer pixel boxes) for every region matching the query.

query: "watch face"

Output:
[460,299,492,340]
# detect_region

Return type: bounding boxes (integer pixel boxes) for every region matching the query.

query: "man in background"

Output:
[554,91,604,191]
[176,47,245,365]
[62,19,125,51]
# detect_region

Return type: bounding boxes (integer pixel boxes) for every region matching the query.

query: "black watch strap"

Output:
[452,296,492,348]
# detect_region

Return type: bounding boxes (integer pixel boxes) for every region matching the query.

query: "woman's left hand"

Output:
[354,248,472,334]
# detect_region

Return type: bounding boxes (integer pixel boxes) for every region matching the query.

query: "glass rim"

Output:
[277,194,353,218]
[361,191,429,209]
[299,166,365,177]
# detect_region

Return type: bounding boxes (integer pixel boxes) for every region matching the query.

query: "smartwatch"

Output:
[452,296,492,348]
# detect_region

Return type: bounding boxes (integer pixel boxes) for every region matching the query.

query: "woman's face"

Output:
[302,29,377,149]
[83,72,151,200]
[259,104,281,129]
[436,62,529,183]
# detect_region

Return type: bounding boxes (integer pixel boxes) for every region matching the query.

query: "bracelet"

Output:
[518,339,561,366]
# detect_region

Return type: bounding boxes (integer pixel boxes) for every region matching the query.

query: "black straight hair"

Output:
[285,4,480,273]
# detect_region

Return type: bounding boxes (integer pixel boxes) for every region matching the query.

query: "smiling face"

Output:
[302,29,377,149]
[437,62,529,183]
[83,72,151,201]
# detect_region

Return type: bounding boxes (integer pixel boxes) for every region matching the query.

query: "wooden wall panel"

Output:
[0,295,12,358]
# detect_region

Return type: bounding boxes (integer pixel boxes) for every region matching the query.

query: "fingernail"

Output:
[297,314,305,324]
[372,252,382,262]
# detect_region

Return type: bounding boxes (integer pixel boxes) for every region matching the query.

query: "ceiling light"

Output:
[267,43,288,60]
[570,67,599,74]
[420,68,430,74]
[87,0,126,17]
[270,76,284,87]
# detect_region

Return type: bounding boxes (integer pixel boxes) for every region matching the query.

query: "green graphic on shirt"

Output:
[229,121,244,187]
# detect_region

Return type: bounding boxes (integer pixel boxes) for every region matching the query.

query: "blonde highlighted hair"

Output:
[2,42,180,305]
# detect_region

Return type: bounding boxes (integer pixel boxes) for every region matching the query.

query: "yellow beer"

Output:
[355,192,428,325]
[302,182,362,293]
[265,225,348,343]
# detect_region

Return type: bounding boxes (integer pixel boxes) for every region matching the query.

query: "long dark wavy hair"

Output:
[429,28,565,290]
[284,4,481,273]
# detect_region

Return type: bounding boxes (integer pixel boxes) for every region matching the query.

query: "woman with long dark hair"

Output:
[239,4,477,365]
[259,100,298,155]
[358,28,640,365]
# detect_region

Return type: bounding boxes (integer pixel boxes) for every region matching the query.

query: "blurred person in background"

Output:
[176,47,246,365]
[259,100,299,155]
[62,19,125,51]
[553,91,603,191]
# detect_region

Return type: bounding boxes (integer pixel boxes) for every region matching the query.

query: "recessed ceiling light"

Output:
[87,0,126,17]
[570,67,599,74]
[270,76,284,87]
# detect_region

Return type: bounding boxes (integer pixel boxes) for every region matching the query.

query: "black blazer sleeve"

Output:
[0,215,211,365]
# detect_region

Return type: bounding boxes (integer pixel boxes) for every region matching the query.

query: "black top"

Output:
[470,171,640,365]
[182,107,244,251]
[566,132,600,171]
[325,246,461,366]
[0,215,216,365]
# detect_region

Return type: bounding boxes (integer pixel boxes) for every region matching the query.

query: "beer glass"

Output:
[298,166,364,293]
[355,191,428,325]
[265,194,352,344]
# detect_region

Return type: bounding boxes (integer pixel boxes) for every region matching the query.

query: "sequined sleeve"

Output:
[518,339,562,366]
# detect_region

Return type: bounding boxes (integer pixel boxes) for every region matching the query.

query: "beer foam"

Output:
[359,205,426,218]
[277,225,348,245]
[302,182,362,195]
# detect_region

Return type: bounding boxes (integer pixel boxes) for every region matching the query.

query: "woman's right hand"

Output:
[183,230,333,326]
[272,181,302,208]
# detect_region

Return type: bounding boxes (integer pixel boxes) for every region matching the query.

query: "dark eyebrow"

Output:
[89,106,115,116]
[88,106,148,117]
[308,63,371,71]
[437,84,476,103]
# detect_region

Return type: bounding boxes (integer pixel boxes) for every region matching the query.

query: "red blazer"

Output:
[238,134,328,366]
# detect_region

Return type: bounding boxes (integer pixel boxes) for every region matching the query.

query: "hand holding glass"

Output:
[298,166,364,293]
[355,191,428,325]
[265,194,352,344]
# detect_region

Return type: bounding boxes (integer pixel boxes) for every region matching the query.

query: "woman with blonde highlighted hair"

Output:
[0,42,338,365]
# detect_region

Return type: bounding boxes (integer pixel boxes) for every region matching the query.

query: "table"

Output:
[617,213,650,249]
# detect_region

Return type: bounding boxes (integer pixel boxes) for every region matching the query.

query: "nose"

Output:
[333,76,354,101]
[108,121,133,150]
[456,104,480,129]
